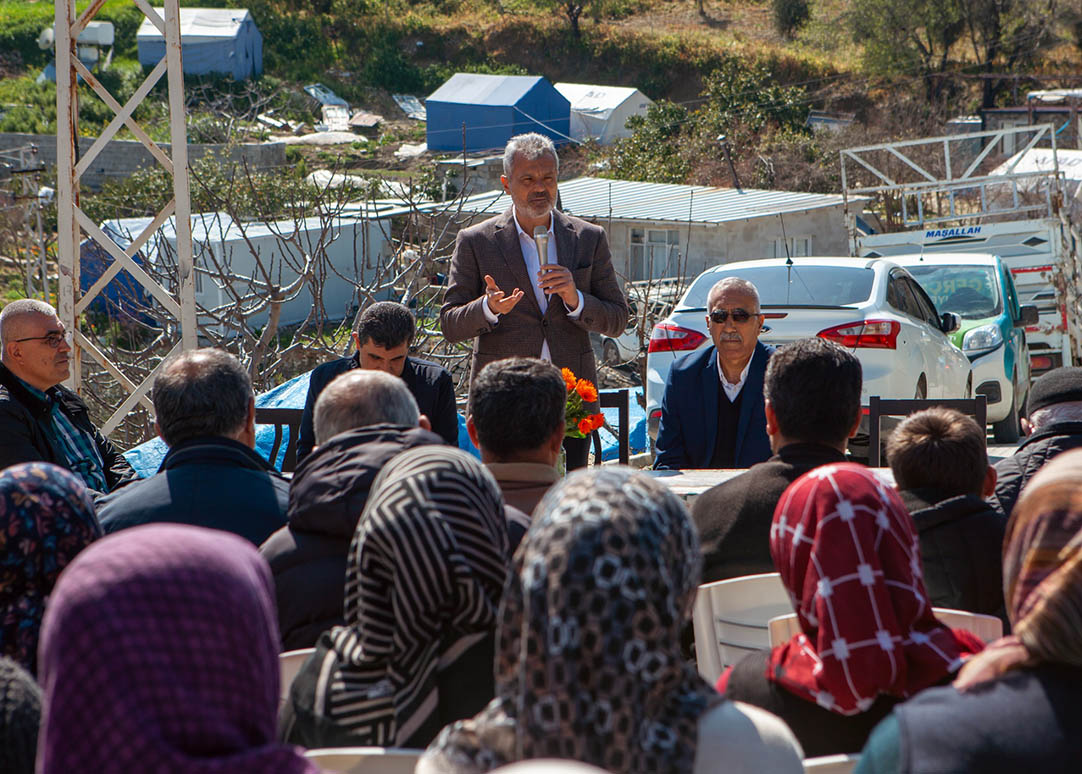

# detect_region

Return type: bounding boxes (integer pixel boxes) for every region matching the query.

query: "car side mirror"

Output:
[940,312,961,334]
[1016,305,1039,327]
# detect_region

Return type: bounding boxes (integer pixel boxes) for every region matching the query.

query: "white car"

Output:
[645,257,973,447]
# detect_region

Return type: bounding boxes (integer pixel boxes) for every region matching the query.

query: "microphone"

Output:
[533,225,550,266]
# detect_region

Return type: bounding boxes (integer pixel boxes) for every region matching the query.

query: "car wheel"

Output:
[992,375,1021,443]
[602,339,620,366]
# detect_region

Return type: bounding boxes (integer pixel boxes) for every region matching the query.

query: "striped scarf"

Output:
[314,446,510,747]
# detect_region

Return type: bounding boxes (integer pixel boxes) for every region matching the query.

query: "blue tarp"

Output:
[123,370,643,477]
[137,8,262,80]
[425,73,571,152]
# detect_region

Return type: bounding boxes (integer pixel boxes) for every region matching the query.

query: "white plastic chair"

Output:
[692,572,793,685]
[304,747,422,774]
[768,608,1004,648]
[279,647,315,706]
[803,754,860,773]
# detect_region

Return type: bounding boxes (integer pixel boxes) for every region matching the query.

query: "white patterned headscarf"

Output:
[423,467,722,774]
[314,446,510,747]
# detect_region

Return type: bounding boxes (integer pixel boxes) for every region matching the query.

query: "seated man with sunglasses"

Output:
[654,277,774,470]
[0,299,134,495]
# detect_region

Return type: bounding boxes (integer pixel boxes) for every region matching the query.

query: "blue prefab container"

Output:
[425,74,571,152]
[136,8,262,80]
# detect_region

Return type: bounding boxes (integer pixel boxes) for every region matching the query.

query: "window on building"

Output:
[629,228,681,281]
[772,237,813,259]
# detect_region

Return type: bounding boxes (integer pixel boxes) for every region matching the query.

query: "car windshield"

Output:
[905,264,1001,320]
[677,265,875,310]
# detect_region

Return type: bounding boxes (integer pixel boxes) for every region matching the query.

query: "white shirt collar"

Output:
[511,207,554,240]
[717,349,753,401]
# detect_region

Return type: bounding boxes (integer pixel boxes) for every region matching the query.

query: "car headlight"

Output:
[962,323,1003,355]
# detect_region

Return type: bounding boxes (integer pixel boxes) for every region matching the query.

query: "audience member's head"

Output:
[467,358,565,465]
[769,464,979,716]
[424,467,721,773]
[0,299,72,391]
[313,369,423,445]
[0,462,99,675]
[0,656,41,774]
[297,446,509,749]
[352,301,416,377]
[1022,366,1082,434]
[887,408,994,498]
[705,277,765,376]
[955,448,1082,689]
[153,348,255,448]
[764,337,862,451]
[36,524,319,774]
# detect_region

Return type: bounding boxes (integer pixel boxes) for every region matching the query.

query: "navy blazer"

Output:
[653,342,775,470]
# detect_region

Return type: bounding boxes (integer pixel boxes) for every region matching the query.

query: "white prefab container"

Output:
[98,212,393,335]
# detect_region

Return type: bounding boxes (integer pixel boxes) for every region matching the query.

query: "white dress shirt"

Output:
[481,209,584,361]
[717,351,752,402]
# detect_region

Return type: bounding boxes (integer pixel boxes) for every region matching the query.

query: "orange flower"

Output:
[575,378,598,403]
[589,413,606,431]
[561,367,577,393]
[577,417,593,435]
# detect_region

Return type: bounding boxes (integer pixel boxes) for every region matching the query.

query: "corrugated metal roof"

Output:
[427,73,548,106]
[455,176,857,225]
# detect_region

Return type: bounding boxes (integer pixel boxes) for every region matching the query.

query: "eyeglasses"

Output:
[708,308,758,324]
[14,331,72,349]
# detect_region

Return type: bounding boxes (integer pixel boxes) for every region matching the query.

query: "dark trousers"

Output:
[563,435,590,471]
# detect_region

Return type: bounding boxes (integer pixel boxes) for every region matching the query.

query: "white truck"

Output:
[841,123,1082,377]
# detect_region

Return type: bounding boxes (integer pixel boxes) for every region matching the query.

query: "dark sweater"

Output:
[899,487,1008,626]
[297,354,458,460]
[692,443,848,583]
[726,649,902,757]
[858,664,1082,774]
[260,424,444,650]
[96,436,287,545]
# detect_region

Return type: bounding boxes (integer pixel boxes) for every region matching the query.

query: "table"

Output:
[644,467,897,507]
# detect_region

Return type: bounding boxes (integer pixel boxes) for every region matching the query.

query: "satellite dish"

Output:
[37,27,54,50]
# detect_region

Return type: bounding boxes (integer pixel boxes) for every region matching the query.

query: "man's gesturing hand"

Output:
[538,264,579,308]
[484,274,525,315]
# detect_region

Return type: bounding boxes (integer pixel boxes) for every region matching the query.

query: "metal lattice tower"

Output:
[55,0,196,436]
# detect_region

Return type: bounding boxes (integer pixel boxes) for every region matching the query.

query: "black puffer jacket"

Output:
[259,423,443,650]
[900,487,1008,628]
[993,421,1082,517]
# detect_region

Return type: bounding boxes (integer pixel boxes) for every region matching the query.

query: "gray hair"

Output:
[314,370,420,445]
[707,277,761,312]
[1028,400,1082,432]
[0,298,58,348]
[503,133,558,177]
[153,348,253,447]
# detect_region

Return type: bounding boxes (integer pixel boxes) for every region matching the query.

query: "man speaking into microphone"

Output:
[440,133,628,470]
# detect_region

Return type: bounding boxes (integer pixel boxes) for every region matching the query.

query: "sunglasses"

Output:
[708,308,758,324]
[15,330,72,349]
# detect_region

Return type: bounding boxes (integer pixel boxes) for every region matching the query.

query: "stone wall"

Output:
[0,133,285,191]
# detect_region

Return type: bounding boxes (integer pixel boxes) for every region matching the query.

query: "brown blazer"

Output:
[440,208,628,402]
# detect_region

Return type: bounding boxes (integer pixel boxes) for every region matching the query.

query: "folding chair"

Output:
[279,647,315,707]
[255,407,303,473]
[692,572,793,685]
[304,747,423,774]
[591,388,631,465]
[768,609,1003,648]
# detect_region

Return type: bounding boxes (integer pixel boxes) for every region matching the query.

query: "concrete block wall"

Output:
[0,133,286,191]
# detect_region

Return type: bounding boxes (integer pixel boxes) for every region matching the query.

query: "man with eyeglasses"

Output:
[0,299,134,495]
[654,277,775,470]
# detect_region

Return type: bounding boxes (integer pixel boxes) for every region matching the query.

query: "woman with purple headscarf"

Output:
[36,523,321,774]
[0,461,100,675]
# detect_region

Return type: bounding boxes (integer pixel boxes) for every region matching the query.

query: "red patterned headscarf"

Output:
[767,463,980,715]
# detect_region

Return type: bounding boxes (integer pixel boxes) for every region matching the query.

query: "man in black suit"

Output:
[297,301,458,460]
[691,337,863,583]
